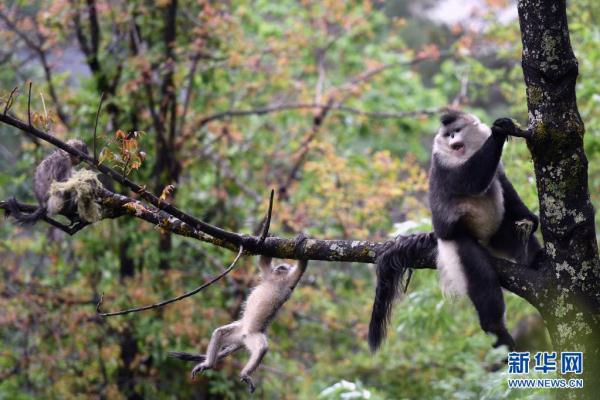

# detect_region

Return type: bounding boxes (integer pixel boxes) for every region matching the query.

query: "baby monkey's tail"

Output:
[5,198,46,225]
[168,352,205,363]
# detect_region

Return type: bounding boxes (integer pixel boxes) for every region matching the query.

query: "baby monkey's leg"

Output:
[240,333,269,393]
[191,321,241,379]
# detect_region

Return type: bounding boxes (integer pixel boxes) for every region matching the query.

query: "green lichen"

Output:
[542,31,559,63]
[554,293,574,318]
[528,85,543,105]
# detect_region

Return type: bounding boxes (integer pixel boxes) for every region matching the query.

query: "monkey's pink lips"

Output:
[451,142,465,155]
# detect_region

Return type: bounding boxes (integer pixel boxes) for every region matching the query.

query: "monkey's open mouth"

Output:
[451,143,465,153]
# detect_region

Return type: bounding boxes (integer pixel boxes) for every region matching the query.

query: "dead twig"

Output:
[93,92,105,164]
[27,82,32,126]
[96,246,244,317]
[3,86,18,115]
[258,189,275,245]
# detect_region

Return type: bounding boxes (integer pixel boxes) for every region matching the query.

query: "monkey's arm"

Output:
[258,255,272,275]
[498,171,538,229]
[288,260,308,290]
[441,127,507,195]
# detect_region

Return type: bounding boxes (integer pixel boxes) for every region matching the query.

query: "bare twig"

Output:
[278,98,334,198]
[39,92,48,130]
[258,189,275,245]
[93,92,105,164]
[97,246,244,317]
[27,82,32,126]
[198,103,439,127]
[3,87,18,115]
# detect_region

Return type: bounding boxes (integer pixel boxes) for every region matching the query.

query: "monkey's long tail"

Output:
[368,232,435,352]
[169,344,242,363]
[5,198,46,225]
[168,351,206,362]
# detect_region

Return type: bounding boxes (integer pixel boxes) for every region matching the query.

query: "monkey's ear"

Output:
[259,255,272,269]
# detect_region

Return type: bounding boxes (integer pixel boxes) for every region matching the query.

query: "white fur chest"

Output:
[241,282,291,332]
[459,179,504,243]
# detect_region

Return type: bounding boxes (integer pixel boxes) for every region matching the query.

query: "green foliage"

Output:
[0,0,598,399]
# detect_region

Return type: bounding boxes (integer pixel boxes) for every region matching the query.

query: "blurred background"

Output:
[0,0,598,398]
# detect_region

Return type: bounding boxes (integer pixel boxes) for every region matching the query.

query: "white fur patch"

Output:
[46,194,64,215]
[436,239,468,298]
[460,179,505,243]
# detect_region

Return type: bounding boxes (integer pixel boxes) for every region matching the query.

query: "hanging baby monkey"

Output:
[169,253,309,393]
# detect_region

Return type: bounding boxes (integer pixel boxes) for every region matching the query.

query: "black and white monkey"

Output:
[368,111,541,351]
[6,139,89,224]
[169,254,308,393]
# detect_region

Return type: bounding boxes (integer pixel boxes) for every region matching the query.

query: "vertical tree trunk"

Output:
[517,0,600,396]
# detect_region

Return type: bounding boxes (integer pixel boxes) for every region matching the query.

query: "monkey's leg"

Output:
[191,321,241,379]
[456,236,515,350]
[240,333,269,393]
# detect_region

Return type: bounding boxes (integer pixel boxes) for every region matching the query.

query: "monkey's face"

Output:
[433,113,490,165]
[272,264,291,277]
[66,140,89,165]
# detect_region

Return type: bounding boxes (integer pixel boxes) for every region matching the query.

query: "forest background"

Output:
[0,0,599,398]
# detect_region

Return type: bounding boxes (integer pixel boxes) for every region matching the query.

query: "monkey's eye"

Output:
[454,128,461,133]
[443,132,451,137]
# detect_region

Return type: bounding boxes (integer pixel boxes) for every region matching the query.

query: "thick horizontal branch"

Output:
[2,190,543,304]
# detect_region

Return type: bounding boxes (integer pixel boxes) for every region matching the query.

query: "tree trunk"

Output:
[517,0,600,396]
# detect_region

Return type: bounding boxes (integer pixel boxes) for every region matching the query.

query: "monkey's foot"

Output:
[492,331,516,352]
[241,375,256,393]
[191,362,210,379]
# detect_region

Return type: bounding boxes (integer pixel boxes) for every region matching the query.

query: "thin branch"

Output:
[278,98,334,198]
[92,92,105,164]
[97,246,244,317]
[0,10,42,52]
[39,92,48,130]
[179,53,200,134]
[3,87,18,115]
[258,189,275,245]
[27,82,32,126]
[337,50,453,94]
[198,103,438,127]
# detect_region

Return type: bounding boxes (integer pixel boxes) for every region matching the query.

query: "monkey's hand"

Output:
[492,118,531,139]
[241,374,256,393]
[515,219,536,245]
[191,362,211,379]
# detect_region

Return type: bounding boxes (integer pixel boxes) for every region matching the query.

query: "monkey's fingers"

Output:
[515,219,535,245]
[241,375,256,393]
[191,363,209,380]
[492,118,532,139]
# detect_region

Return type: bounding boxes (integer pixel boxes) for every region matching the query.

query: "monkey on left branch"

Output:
[6,139,89,225]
